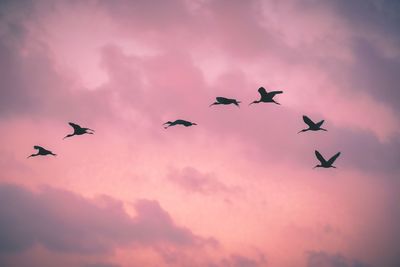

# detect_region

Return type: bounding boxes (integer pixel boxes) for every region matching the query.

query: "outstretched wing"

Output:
[33,145,44,151]
[303,115,316,127]
[267,90,283,98]
[316,120,325,127]
[315,150,327,164]
[258,87,268,98]
[216,97,231,103]
[68,122,82,130]
[327,152,341,165]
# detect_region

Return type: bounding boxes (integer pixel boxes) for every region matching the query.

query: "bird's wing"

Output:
[258,87,268,98]
[267,91,283,98]
[216,97,229,102]
[303,115,316,127]
[68,122,81,130]
[316,120,325,127]
[315,150,327,164]
[327,152,341,165]
[33,145,44,151]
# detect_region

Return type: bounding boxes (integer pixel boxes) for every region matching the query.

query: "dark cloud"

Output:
[0,183,211,254]
[307,0,400,113]
[307,251,373,267]
[207,253,267,267]
[155,247,266,267]
[82,263,121,267]
[329,0,400,38]
[320,126,400,174]
[346,38,400,113]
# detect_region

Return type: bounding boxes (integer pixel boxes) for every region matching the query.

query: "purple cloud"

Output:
[0,183,212,254]
[307,251,373,267]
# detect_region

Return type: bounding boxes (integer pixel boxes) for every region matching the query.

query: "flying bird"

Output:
[249,87,283,105]
[163,119,197,129]
[298,115,327,133]
[313,150,341,169]
[27,146,57,158]
[209,97,241,107]
[63,122,95,139]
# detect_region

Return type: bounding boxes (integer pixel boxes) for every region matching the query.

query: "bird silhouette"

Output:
[298,115,327,133]
[249,87,283,105]
[313,150,341,169]
[27,146,57,158]
[209,97,241,107]
[63,122,95,139]
[163,119,197,129]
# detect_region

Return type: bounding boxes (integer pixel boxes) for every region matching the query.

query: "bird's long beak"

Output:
[249,101,256,106]
[297,130,304,134]
[313,165,318,169]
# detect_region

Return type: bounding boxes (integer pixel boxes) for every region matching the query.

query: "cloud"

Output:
[82,263,121,267]
[306,251,373,267]
[0,183,211,254]
[1,1,400,267]
[219,253,267,267]
[167,166,238,195]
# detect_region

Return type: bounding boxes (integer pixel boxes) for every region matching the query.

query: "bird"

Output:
[249,87,283,105]
[313,150,341,169]
[209,97,241,107]
[63,122,95,139]
[163,119,197,129]
[298,115,327,133]
[27,146,57,158]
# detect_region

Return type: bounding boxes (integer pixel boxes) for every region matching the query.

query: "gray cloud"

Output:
[0,183,212,254]
[205,253,267,267]
[307,251,373,267]
[82,263,121,267]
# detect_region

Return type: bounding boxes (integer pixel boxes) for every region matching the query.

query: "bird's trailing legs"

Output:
[163,122,172,129]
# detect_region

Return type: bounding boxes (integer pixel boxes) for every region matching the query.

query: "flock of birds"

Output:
[28,87,341,169]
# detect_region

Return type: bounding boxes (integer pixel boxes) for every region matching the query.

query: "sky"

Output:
[0,0,400,266]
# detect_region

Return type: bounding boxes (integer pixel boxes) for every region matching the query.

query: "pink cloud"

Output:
[1,1,400,267]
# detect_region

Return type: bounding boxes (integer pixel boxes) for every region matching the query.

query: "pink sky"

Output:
[1,1,400,266]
